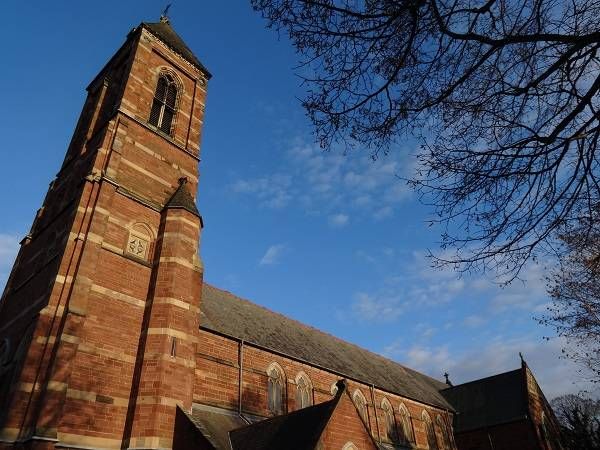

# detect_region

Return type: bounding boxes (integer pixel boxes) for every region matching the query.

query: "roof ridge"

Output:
[440,367,523,391]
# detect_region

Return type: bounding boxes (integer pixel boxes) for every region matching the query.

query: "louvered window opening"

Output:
[149,74,177,135]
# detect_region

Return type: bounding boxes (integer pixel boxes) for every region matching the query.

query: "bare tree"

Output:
[551,394,600,449]
[543,214,600,381]
[251,0,600,278]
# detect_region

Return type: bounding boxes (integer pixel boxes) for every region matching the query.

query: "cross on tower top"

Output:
[160,3,172,23]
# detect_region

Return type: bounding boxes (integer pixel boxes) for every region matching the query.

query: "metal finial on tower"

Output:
[160,3,172,23]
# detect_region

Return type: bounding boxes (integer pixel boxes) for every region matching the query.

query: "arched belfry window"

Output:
[295,372,313,409]
[267,363,285,415]
[149,72,178,135]
[399,403,414,444]
[423,411,439,450]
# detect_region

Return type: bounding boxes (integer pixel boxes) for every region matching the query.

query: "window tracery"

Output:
[436,415,453,450]
[381,398,399,444]
[353,389,368,423]
[398,403,414,444]
[267,363,285,415]
[423,410,439,450]
[295,372,313,409]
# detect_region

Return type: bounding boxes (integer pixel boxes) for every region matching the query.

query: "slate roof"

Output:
[229,392,340,450]
[440,368,527,432]
[200,284,453,410]
[142,21,211,78]
[186,404,250,450]
[164,178,201,218]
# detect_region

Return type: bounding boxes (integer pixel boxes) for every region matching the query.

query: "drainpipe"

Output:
[238,340,250,424]
[371,383,381,443]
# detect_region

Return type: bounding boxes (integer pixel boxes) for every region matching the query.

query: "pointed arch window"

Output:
[149,73,178,135]
[353,389,368,424]
[381,399,399,444]
[267,363,285,415]
[423,411,439,450]
[398,403,414,444]
[295,373,313,409]
[436,415,453,450]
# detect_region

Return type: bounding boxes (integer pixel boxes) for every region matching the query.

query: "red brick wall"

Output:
[321,389,377,450]
[194,330,456,449]
[454,420,539,450]
[524,366,564,450]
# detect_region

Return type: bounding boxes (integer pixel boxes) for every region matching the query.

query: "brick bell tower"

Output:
[0,15,210,450]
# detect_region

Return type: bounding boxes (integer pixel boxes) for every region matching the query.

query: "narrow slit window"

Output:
[149,73,178,135]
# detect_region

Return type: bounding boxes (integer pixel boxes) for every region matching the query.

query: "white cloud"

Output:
[414,322,438,340]
[463,315,487,328]
[229,139,415,226]
[230,173,294,209]
[259,244,286,266]
[352,292,404,322]
[382,247,395,257]
[328,213,349,228]
[355,250,376,264]
[394,336,597,399]
[373,206,393,221]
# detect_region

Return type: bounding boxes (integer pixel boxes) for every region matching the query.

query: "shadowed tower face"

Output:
[0,16,210,450]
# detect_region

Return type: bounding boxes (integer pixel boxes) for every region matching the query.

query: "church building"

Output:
[0,16,563,450]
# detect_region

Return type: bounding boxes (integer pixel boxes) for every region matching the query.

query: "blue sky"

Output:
[0,1,595,399]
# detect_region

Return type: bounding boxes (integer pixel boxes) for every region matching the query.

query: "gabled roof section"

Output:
[200,284,453,410]
[183,404,250,450]
[164,178,201,219]
[141,20,212,79]
[440,367,527,432]
[229,380,346,450]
